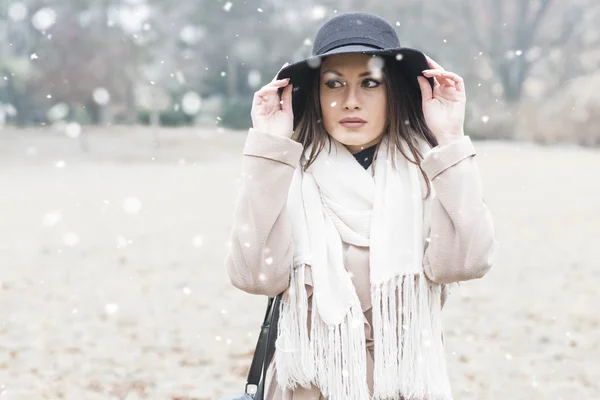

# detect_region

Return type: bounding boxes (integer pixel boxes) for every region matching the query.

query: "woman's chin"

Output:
[330,130,370,146]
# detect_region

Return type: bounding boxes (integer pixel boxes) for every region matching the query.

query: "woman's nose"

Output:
[343,87,361,110]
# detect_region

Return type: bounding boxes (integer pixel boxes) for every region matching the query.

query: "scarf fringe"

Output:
[371,273,453,400]
[275,264,370,400]
[275,263,314,389]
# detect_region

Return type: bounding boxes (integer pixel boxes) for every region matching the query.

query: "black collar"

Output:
[352,144,378,169]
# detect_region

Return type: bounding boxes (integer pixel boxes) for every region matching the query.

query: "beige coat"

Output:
[225,128,499,399]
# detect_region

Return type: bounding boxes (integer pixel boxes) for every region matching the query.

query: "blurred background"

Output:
[0,0,599,399]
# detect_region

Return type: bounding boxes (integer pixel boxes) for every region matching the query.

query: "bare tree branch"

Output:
[460,0,489,53]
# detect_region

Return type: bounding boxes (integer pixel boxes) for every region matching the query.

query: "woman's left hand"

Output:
[417,55,466,147]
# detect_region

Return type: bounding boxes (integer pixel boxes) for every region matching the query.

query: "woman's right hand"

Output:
[251,63,294,138]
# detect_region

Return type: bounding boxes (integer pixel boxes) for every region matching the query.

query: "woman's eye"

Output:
[362,78,381,88]
[325,80,343,88]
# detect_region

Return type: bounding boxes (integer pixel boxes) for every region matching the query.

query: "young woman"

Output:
[225,11,499,400]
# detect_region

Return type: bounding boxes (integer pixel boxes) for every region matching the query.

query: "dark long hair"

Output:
[291,56,438,199]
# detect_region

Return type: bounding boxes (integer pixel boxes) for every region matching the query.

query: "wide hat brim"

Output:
[276,44,434,130]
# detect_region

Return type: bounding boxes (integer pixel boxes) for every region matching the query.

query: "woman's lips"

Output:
[340,121,367,128]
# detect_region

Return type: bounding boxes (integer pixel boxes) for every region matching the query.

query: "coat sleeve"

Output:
[224,128,304,297]
[420,136,500,284]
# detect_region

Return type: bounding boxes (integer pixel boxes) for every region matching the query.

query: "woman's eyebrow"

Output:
[322,69,372,77]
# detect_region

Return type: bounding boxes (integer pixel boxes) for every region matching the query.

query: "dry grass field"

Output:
[0,126,598,399]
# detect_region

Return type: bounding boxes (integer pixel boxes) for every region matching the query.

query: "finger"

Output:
[272,62,290,82]
[424,54,444,71]
[417,76,433,103]
[252,92,265,106]
[253,95,274,113]
[280,83,293,113]
[256,80,289,99]
[423,70,463,91]
[422,70,454,87]
[439,71,465,92]
[253,82,287,104]
[266,78,290,86]
[253,90,274,106]
[257,85,281,94]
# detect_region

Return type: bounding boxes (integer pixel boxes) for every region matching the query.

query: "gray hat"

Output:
[277,12,434,129]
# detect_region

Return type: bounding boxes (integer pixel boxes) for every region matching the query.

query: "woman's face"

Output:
[319,53,388,154]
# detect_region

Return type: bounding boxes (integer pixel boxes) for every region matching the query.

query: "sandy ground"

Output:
[0,126,598,400]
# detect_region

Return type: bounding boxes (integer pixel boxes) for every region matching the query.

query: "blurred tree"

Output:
[0,0,599,144]
[456,0,598,103]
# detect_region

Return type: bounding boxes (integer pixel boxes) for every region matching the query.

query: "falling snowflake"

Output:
[180,25,200,45]
[93,88,111,105]
[481,115,490,124]
[312,6,326,20]
[63,232,80,246]
[330,101,337,107]
[307,57,322,69]
[42,211,62,227]
[183,287,191,295]
[55,160,66,168]
[104,303,119,315]
[31,7,56,31]
[116,236,129,249]
[47,103,69,122]
[122,197,142,214]
[368,56,384,79]
[65,122,81,138]
[192,235,204,247]
[175,71,186,85]
[181,91,202,115]
[8,3,28,21]
[247,70,261,88]
[223,2,233,12]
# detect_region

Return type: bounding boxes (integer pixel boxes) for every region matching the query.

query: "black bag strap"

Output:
[245,293,282,398]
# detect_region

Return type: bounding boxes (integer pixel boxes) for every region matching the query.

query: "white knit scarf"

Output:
[275,134,453,400]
